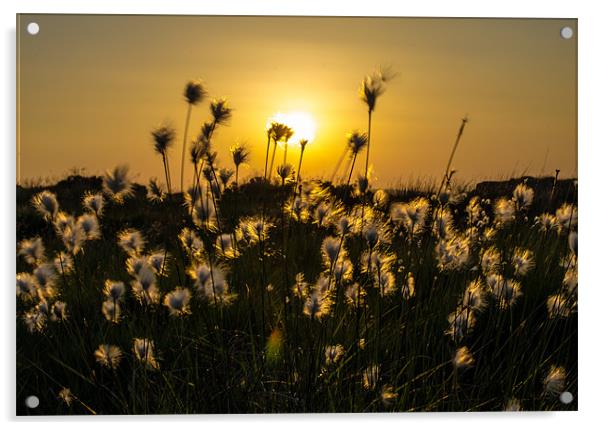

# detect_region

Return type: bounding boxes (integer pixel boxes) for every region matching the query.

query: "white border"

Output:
[3,1,601,428]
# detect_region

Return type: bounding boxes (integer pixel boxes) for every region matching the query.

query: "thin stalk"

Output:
[346,153,358,195]
[364,110,372,178]
[436,116,468,198]
[162,154,172,195]
[263,134,271,180]
[268,139,279,180]
[180,103,192,193]
[292,146,305,202]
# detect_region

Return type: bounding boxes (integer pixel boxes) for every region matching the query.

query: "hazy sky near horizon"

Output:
[17,15,577,186]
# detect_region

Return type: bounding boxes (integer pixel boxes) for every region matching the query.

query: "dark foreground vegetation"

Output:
[17,174,577,414]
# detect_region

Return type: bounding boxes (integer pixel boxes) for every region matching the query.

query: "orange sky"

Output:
[17,15,577,187]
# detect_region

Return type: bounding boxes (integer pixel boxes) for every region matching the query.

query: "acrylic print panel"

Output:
[16,15,577,414]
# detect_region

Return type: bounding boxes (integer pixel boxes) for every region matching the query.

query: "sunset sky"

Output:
[17,15,577,187]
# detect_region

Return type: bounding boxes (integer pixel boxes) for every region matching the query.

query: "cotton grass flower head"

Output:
[347,131,369,155]
[380,385,399,407]
[23,308,47,333]
[362,251,396,276]
[131,266,160,306]
[163,287,192,317]
[210,98,233,125]
[432,207,455,239]
[286,197,309,222]
[332,258,354,284]
[445,307,476,340]
[147,178,166,203]
[199,121,214,141]
[512,183,534,210]
[536,213,558,233]
[268,122,293,145]
[462,279,487,312]
[202,164,216,183]
[192,199,218,232]
[555,203,577,231]
[76,213,101,241]
[354,173,371,196]
[132,338,160,370]
[546,294,575,319]
[372,189,389,209]
[36,300,50,317]
[344,283,366,307]
[390,197,430,236]
[511,248,534,277]
[18,237,45,265]
[179,227,204,258]
[190,264,235,305]
[101,300,121,323]
[117,229,145,256]
[480,246,501,275]
[543,365,566,396]
[31,190,59,220]
[276,163,295,184]
[60,224,85,256]
[126,255,150,277]
[335,215,355,236]
[494,198,516,226]
[58,388,74,407]
[362,364,380,390]
[50,301,68,322]
[82,192,104,217]
[32,263,56,298]
[16,273,37,300]
[435,234,471,272]
[218,168,234,189]
[94,344,123,369]
[148,250,169,275]
[103,165,133,204]
[236,217,274,245]
[359,67,394,112]
[103,280,126,301]
[376,270,397,296]
[216,234,238,259]
[321,236,344,269]
[190,138,209,165]
[291,272,309,299]
[230,142,250,167]
[303,285,333,320]
[487,274,522,310]
[184,79,207,105]
[151,125,176,156]
[189,263,212,289]
[466,197,490,227]
[453,346,476,370]
[53,211,75,235]
[324,344,345,366]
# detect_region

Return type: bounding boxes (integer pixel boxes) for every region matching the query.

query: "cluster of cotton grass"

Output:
[17,70,577,413]
[18,189,104,332]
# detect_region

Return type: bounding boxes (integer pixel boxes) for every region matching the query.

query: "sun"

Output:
[268,111,317,144]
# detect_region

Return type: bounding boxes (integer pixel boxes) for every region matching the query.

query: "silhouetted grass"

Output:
[16,174,577,415]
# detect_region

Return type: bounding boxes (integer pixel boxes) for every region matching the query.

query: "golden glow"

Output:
[267,111,317,145]
[17,16,577,185]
